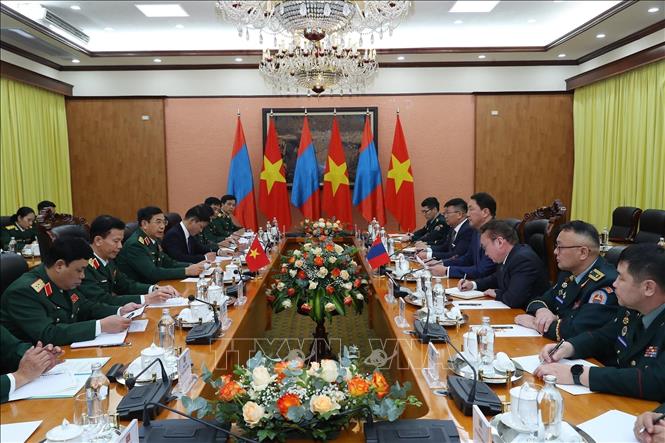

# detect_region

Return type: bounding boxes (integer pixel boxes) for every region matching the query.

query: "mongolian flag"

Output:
[290,116,321,219]
[385,114,415,231]
[259,116,292,230]
[352,115,386,225]
[227,116,258,231]
[321,116,353,223]
[367,235,390,269]
[246,235,270,272]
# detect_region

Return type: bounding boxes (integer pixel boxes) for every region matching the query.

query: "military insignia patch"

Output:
[589,289,609,304]
[644,346,658,358]
[434,225,442,231]
[587,269,605,282]
[89,258,100,269]
[31,278,45,292]
[138,236,145,245]
[6,225,16,230]
[44,282,53,297]
[621,325,628,336]
[71,293,79,303]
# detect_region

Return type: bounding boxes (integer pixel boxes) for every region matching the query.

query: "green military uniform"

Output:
[116,228,189,284]
[411,213,450,246]
[0,265,118,346]
[79,256,151,306]
[0,223,37,251]
[567,305,665,402]
[202,212,240,244]
[526,257,618,341]
[1,325,32,403]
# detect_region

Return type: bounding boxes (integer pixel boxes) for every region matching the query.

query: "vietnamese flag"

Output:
[321,116,353,223]
[259,117,292,230]
[385,115,416,231]
[227,116,258,231]
[246,235,270,271]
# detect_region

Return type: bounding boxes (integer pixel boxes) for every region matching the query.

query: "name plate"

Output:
[473,405,493,443]
[116,418,139,443]
[421,342,446,389]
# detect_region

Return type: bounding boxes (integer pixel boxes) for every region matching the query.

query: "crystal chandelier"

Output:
[259,40,377,95]
[216,0,411,42]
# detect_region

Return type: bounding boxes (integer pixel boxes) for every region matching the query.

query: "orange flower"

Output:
[218,380,245,402]
[343,296,353,306]
[277,393,301,418]
[313,256,324,266]
[288,257,296,264]
[325,244,335,252]
[347,377,370,397]
[331,268,341,278]
[274,361,289,381]
[287,287,296,296]
[326,285,335,294]
[371,372,389,399]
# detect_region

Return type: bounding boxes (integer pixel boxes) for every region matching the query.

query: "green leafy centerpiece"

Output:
[184,348,421,442]
[300,218,345,240]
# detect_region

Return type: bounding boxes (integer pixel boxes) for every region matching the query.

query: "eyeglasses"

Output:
[420,208,434,214]
[554,244,585,251]
[443,210,461,216]
[152,218,169,226]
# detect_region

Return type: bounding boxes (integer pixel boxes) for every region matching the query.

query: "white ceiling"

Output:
[1,0,663,67]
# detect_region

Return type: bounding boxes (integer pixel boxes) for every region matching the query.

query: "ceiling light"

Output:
[397,56,405,60]
[450,1,499,13]
[136,4,189,18]
[153,58,162,63]
[104,27,113,31]
[70,5,81,10]
[71,59,80,63]
[175,24,184,29]
[528,19,536,23]
[235,57,243,62]
[648,7,660,13]
[478,54,486,59]
[454,19,463,24]
[596,33,606,38]
[557,53,566,58]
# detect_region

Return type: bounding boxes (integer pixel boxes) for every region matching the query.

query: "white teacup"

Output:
[510,385,539,430]
[141,344,165,377]
[207,285,224,306]
[225,263,239,274]
[189,301,208,321]
[462,329,479,362]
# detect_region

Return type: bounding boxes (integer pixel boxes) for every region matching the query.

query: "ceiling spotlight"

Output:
[478,54,486,59]
[175,24,184,29]
[153,58,162,63]
[596,33,606,38]
[454,19,463,24]
[557,53,566,58]
[235,57,243,62]
[648,7,660,13]
[70,5,81,10]
[71,58,80,63]
[397,56,405,60]
[104,27,113,31]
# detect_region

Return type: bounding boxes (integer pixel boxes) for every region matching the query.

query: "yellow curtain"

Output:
[0,77,72,215]
[571,60,665,231]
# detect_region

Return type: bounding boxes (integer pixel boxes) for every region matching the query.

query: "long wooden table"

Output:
[1,238,657,442]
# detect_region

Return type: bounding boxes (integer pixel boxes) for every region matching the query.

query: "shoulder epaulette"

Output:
[5,225,16,230]
[88,258,100,269]
[31,278,45,292]
[587,268,605,282]
[138,236,152,246]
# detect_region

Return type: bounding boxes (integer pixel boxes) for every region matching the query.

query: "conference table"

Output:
[0,237,658,442]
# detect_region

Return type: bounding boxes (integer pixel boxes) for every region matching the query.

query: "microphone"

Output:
[187,295,219,323]
[413,296,448,344]
[388,241,416,258]
[384,273,409,299]
[125,356,169,390]
[117,357,172,420]
[185,295,222,345]
[445,336,502,416]
[141,401,258,442]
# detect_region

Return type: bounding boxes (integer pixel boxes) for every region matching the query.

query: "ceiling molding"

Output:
[566,42,665,90]
[1,60,73,95]
[0,41,62,70]
[577,19,665,64]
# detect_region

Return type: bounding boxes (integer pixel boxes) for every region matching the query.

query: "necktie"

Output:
[187,236,194,254]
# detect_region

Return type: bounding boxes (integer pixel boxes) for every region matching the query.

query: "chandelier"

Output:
[216,0,411,42]
[259,41,377,95]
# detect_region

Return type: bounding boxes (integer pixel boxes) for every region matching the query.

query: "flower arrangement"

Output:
[184,348,422,442]
[301,218,345,240]
[266,241,370,323]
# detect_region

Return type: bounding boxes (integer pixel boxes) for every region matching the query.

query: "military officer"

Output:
[1,206,37,251]
[536,243,665,403]
[1,237,136,346]
[80,215,178,306]
[410,197,450,247]
[515,220,619,341]
[116,206,205,284]
[1,325,62,403]
[37,200,56,213]
[200,196,243,248]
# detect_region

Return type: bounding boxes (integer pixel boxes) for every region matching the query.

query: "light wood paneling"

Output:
[475,94,574,219]
[66,98,168,222]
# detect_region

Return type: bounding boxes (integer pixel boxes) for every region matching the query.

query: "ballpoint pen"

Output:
[639,413,665,434]
[546,339,565,360]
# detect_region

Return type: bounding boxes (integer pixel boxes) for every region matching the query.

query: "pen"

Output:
[491,326,514,330]
[547,339,565,359]
[461,273,467,284]
[639,413,665,433]
[458,303,481,306]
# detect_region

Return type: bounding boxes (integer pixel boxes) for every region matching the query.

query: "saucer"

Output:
[178,308,214,327]
[118,356,177,385]
[499,412,534,434]
[46,423,83,441]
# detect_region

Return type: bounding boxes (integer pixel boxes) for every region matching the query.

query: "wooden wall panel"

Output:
[66,98,168,222]
[475,94,574,219]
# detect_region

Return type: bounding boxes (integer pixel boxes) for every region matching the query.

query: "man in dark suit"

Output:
[430,192,497,279]
[418,198,473,262]
[536,243,665,404]
[458,219,549,308]
[162,205,217,264]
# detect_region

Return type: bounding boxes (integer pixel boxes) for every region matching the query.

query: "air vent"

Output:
[44,10,89,43]
[1,28,75,59]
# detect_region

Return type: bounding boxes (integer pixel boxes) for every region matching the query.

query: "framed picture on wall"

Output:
[261,107,379,188]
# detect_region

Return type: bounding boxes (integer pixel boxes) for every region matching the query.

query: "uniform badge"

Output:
[562,282,568,289]
[621,325,628,336]
[617,336,628,347]
[89,258,100,269]
[623,317,630,325]
[71,293,79,303]
[434,225,442,231]
[44,282,53,297]
[138,236,145,245]
[589,289,609,305]
[6,225,16,230]
[587,269,605,282]
[31,278,45,292]
[644,346,658,358]
[555,296,564,304]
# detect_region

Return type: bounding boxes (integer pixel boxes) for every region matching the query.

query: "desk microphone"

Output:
[187,295,219,323]
[388,241,416,258]
[413,295,448,344]
[117,358,172,420]
[185,295,221,345]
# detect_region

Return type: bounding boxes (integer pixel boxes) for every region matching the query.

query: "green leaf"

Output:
[200,363,212,382]
[286,405,305,422]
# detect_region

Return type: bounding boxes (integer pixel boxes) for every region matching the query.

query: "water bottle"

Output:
[156,308,176,358]
[8,237,17,253]
[84,362,110,426]
[600,227,609,247]
[380,227,387,249]
[537,374,563,440]
[213,264,223,287]
[387,237,395,255]
[433,277,445,315]
[196,273,208,301]
[477,316,495,376]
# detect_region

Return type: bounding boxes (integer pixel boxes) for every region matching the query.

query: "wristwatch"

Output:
[571,364,584,385]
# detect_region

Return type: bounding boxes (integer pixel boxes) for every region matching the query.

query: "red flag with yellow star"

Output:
[259,116,292,230]
[321,116,353,223]
[385,115,416,231]
[245,235,270,272]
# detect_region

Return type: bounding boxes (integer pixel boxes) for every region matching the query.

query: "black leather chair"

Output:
[165,212,182,233]
[609,206,642,243]
[504,218,521,235]
[0,253,28,296]
[604,245,628,268]
[37,224,90,260]
[634,209,665,243]
[523,219,549,268]
[0,216,12,228]
[124,222,139,243]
